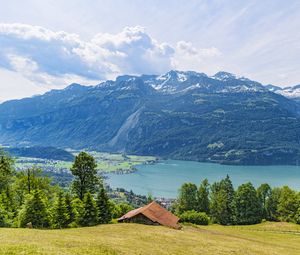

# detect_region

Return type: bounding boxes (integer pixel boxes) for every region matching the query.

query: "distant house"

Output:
[118,201,180,229]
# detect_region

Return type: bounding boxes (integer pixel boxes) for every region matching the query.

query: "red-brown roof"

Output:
[118,201,180,229]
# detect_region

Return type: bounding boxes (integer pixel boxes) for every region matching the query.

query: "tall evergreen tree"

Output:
[197,179,210,214]
[234,182,262,225]
[177,183,198,214]
[70,152,99,200]
[0,204,10,227]
[80,192,98,226]
[210,175,235,225]
[65,193,75,225]
[96,184,112,224]
[0,149,14,193]
[52,191,69,228]
[71,198,85,226]
[0,149,15,216]
[18,190,50,228]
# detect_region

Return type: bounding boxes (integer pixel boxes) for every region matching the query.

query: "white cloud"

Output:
[0,23,220,93]
[176,41,221,57]
[172,41,222,73]
[0,68,47,102]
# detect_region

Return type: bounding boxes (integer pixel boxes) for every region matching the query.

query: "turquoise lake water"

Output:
[106,160,300,198]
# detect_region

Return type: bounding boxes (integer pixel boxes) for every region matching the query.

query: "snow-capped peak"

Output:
[275,84,300,98]
[211,71,236,81]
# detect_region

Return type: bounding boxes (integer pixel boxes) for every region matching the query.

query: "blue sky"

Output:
[0,0,299,101]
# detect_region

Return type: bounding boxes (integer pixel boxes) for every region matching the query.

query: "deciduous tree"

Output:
[234,182,262,225]
[70,152,98,200]
[197,179,210,214]
[177,183,198,214]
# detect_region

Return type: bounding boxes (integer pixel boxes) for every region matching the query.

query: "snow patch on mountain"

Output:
[277,86,300,98]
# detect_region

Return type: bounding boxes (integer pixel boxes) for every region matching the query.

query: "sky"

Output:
[0,0,299,102]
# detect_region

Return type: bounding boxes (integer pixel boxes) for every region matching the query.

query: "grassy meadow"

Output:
[0,222,299,255]
[15,152,157,174]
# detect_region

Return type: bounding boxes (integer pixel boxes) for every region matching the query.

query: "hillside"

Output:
[6,146,75,161]
[1,71,300,165]
[0,222,299,255]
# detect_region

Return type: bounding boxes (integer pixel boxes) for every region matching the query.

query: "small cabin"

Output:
[118,201,180,229]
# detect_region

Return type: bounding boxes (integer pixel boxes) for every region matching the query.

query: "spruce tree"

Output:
[80,192,98,226]
[71,198,84,226]
[0,149,14,193]
[96,185,112,224]
[197,179,210,214]
[65,193,75,225]
[19,190,50,228]
[234,182,262,225]
[0,204,10,227]
[0,150,15,216]
[52,191,69,228]
[210,175,235,225]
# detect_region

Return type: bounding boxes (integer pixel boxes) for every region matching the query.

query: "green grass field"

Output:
[0,222,299,255]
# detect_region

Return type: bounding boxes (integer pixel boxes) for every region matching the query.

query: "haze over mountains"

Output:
[1,70,300,165]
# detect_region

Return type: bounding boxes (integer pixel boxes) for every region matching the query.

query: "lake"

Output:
[106,160,300,198]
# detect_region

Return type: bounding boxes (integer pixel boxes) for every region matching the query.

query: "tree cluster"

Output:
[0,151,115,228]
[175,175,300,225]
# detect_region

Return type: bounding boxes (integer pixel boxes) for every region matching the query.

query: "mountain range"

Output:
[1,70,300,165]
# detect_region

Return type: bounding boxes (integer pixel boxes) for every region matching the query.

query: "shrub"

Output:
[179,210,209,225]
[112,202,134,219]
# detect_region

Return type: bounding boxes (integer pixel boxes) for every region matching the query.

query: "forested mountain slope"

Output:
[1,71,300,165]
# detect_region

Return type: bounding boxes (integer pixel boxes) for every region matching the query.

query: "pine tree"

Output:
[197,179,210,214]
[0,150,15,217]
[0,149,14,193]
[52,191,69,228]
[210,175,235,225]
[0,204,10,227]
[80,192,98,226]
[65,193,75,225]
[234,182,262,225]
[18,190,50,228]
[96,185,112,224]
[71,198,84,226]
